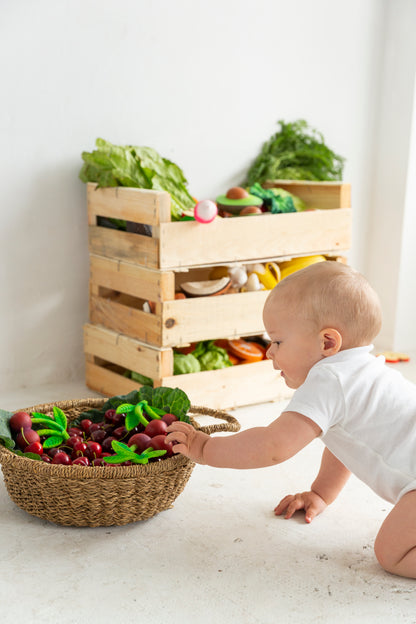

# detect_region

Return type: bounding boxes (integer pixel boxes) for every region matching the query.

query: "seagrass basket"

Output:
[0,398,240,527]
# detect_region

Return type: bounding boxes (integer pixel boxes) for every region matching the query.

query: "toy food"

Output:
[216,187,263,215]
[279,255,326,280]
[240,205,263,215]
[194,199,218,223]
[378,351,410,363]
[227,339,265,362]
[180,277,231,297]
[243,273,264,291]
[250,262,280,289]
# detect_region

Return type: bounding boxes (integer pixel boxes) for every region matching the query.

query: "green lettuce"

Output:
[79,138,195,220]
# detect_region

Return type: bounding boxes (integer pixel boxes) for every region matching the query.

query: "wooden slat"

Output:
[88,226,159,268]
[161,291,270,346]
[158,208,351,268]
[83,324,172,378]
[85,356,292,409]
[87,183,171,225]
[89,255,175,302]
[85,360,140,397]
[89,294,162,346]
[262,180,351,209]
[159,360,292,409]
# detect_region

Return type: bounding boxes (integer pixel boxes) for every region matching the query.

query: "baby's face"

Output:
[263,295,324,389]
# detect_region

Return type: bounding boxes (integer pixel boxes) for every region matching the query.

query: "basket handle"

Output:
[190,405,241,435]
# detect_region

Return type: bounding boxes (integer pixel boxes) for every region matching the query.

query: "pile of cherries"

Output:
[9,408,179,466]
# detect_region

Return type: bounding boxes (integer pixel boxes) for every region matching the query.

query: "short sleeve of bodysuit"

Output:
[284,364,345,436]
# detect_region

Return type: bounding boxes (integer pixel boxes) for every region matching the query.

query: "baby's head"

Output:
[264,261,382,349]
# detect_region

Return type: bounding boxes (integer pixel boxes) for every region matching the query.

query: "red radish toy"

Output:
[194,200,218,223]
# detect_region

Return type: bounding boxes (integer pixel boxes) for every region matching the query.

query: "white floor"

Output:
[1,360,416,624]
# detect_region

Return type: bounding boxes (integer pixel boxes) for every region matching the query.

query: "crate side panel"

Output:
[161,360,293,409]
[90,255,175,302]
[89,294,162,346]
[262,181,351,210]
[85,360,141,397]
[87,183,171,225]
[84,324,170,378]
[161,291,270,346]
[158,208,351,268]
[89,226,159,268]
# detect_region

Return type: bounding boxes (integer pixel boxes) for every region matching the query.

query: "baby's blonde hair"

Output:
[267,261,382,347]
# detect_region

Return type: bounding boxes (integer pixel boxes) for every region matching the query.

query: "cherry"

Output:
[67,435,83,448]
[150,434,173,457]
[52,452,72,465]
[86,441,102,458]
[68,427,83,437]
[90,429,106,444]
[80,419,93,432]
[24,441,43,455]
[88,423,101,435]
[144,419,167,438]
[112,412,125,426]
[92,457,106,466]
[41,454,52,463]
[48,447,64,458]
[72,441,88,458]
[162,413,179,426]
[113,426,128,440]
[16,428,40,450]
[9,411,32,432]
[101,436,116,453]
[128,433,151,454]
[104,409,117,423]
[72,456,91,466]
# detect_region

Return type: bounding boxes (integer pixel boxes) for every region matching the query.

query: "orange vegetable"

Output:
[226,339,264,363]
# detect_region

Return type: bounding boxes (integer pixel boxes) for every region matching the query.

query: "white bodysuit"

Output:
[285,345,416,504]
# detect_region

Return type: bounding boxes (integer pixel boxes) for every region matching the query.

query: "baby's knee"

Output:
[374,534,398,574]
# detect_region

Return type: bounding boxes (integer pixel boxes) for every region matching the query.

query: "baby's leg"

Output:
[374,489,416,578]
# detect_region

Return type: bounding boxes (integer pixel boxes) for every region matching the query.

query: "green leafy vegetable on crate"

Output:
[249,183,305,214]
[174,340,232,375]
[79,138,196,221]
[245,119,345,186]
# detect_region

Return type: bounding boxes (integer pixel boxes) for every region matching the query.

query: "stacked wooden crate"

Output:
[84,180,351,409]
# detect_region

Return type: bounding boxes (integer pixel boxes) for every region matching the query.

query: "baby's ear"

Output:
[319,328,342,356]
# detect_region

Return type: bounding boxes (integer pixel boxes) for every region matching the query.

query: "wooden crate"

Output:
[84,324,292,410]
[89,253,344,347]
[87,181,351,269]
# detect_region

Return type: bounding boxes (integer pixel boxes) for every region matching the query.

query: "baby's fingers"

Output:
[274,495,297,517]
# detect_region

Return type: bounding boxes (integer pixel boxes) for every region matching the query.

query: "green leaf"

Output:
[0,408,15,450]
[102,455,130,464]
[14,450,42,461]
[32,418,62,433]
[52,406,67,430]
[244,119,345,186]
[125,411,140,431]
[36,428,63,436]
[43,435,65,449]
[111,440,133,455]
[115,403,135,414]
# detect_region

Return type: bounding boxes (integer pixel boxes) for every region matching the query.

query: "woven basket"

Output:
[0,398,240,527]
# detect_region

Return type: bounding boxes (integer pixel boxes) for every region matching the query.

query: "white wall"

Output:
[365,0,416,351]
[0,0,392,392]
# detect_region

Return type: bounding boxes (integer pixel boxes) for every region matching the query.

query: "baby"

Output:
[166,261,416,579]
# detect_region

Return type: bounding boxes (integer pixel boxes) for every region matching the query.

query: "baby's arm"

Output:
[275,447,351,523]
[166,411,321,469]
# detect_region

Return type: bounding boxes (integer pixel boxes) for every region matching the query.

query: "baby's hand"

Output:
[166,422,210,464]
[274,490,328,524]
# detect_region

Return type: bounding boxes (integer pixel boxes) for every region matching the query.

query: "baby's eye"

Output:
[272,341,281,347]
